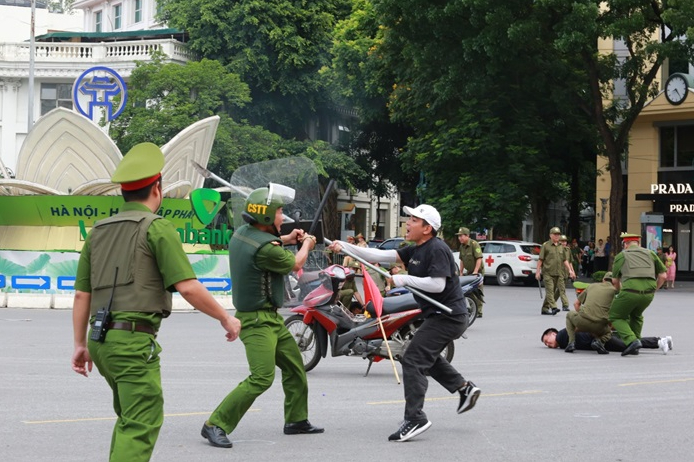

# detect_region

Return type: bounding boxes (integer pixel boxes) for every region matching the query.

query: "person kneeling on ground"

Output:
[541,327,672,355]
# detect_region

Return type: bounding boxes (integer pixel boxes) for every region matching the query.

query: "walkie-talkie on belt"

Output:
[90,267,119,343]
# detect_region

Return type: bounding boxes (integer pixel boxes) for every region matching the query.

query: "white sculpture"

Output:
[0,107,220,199]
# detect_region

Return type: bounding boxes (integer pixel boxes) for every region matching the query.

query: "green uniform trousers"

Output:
[209,310,309,434]
[565,310,612,344]
[88,329,163,462]
[608,290,654,345]
[554,276,569,308]
[469,286,484,316]
[542,274,560,312]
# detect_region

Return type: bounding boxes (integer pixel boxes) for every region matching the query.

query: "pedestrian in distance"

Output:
[608,232,667,356]
[665,245,677,289]
[536,227,576,315]
[70,143,241,462]
[329,204,480,443]
[201,183,324,449]
[456,226,485,318]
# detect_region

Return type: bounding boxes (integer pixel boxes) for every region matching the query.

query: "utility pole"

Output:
[28,0,36,132]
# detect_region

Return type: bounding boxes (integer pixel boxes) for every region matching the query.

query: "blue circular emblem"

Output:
[72,66,128,122]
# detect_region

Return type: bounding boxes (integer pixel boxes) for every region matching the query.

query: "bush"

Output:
[592,270,606,282]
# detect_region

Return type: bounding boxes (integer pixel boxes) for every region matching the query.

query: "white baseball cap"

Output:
[403,204,441,231]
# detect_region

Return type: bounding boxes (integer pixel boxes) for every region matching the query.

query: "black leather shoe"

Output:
[541,311,553,315]
[564,342,575,353]
[284,420,325,435]
[562,306,570,311]
[591,339,609,355]
[201,423,232,448]
[551,308,560,315]
[621,339,642,356]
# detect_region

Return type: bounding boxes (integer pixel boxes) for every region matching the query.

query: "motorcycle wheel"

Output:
[465,296,478,327]
[285,315,322,371]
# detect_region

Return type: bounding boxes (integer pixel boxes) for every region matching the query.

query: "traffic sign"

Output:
[0,275,5,288]
[11,275,51,290]
[57,277,76,290]
[199,278,231,292]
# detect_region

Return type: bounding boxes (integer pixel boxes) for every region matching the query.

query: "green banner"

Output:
[0,196,203,228]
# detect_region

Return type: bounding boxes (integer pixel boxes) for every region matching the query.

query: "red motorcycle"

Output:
[284,264,483,374]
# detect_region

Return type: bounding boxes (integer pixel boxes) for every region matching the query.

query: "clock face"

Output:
[665,75,688,105]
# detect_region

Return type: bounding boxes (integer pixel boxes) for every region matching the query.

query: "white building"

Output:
[0,0,188,174]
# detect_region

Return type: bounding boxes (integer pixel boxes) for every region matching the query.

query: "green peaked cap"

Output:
[112,142,165,184]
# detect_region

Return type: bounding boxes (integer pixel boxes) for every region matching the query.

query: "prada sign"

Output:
[650,183,693,194]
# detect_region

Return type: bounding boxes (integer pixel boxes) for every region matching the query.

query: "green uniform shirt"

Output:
[255,241,296,276]
[539,240,566,276]
[459,239,485,275]
[577,281,616,322]
[612,245,666,291]
[75,202,196,328]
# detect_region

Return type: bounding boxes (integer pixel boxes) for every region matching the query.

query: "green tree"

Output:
[110,54,251,156]
[327,0,419,226]
[161,0,351,139]
[364,0,598,238]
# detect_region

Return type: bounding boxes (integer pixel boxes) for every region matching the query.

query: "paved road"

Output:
[1,283,692,462]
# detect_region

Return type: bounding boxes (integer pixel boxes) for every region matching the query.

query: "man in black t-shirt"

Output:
[328,204,480,442]
[540,327,672,354]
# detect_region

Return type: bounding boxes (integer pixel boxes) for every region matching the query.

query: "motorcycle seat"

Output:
[459,275,481,286]
[364,292,418,318]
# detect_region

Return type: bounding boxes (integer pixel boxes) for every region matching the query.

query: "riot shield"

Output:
[229,157,331,305]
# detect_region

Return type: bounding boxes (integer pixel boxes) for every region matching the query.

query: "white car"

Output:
[476,240,541,286]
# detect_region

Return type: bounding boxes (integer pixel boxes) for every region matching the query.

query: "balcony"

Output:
[0,39,193,78]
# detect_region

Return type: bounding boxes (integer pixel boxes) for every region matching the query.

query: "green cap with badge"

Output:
[111,142,165,191]
[560,235,568,241]
[455,227,470,236]
[549,227,561,234]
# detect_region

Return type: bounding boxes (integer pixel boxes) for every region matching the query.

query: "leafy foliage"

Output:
[161,0,351,138]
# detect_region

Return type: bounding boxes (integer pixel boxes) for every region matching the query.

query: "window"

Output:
[134,0,142,23]
[113,4,122,30]
[95,11,102,32]
[660,125,694,168]
[40,83,72,115]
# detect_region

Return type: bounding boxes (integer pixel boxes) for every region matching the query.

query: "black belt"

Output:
[107,321,157,336]
[622,288,655,295]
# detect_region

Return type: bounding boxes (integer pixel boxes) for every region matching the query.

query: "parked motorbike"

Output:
[284,264,484,374]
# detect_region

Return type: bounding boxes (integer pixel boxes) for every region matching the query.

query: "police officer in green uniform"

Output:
[201,183,324,449]
[536,227,576,315]
[554,235,571,311]
[608,232,667,356]
[456,227,485,318]
[71,143,241,461]
[564,272,616,354]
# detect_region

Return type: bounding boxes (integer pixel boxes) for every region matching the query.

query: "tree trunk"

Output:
[531,196,550,243]
[607,151,623,270]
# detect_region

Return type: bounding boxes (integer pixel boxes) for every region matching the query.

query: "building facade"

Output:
[595,52,694,278]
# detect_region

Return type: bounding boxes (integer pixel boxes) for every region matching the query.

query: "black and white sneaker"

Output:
[457,381,481,414]
[388,419,432,442]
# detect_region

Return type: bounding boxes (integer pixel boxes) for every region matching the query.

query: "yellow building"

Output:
[595,72,693,276]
